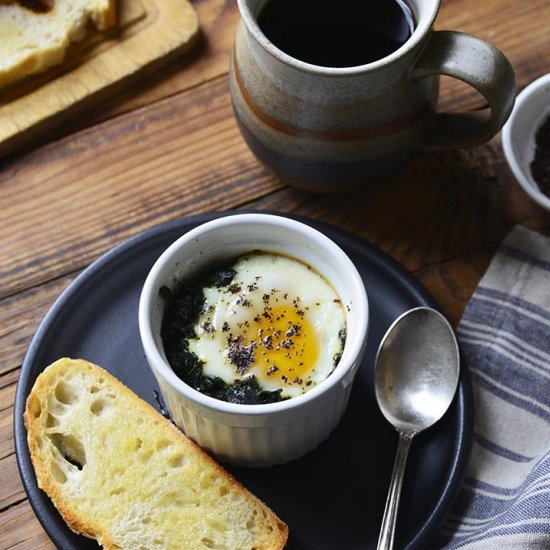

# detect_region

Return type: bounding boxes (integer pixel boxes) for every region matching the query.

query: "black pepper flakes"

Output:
[201,321,215,333]
[236,296,252,307]
[262,335,274,350]
[280,339,292,349]
[226,334,256,374]
[285,324,301,337]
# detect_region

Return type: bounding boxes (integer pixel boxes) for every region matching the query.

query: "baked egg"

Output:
[188,253,346,398]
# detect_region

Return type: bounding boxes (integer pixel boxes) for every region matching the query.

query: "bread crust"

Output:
[24,358,288,550]
[92,0,117,30]
[0,0,118,89]
[103,0,117,29]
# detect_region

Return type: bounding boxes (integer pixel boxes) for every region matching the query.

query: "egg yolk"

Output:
[238,305,319,385]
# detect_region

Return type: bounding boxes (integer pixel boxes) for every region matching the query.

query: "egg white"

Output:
[187,253,346,398]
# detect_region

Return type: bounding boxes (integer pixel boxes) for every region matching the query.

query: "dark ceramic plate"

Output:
[14,212,472,550]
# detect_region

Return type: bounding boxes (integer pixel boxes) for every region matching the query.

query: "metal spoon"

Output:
[375,307,460,550]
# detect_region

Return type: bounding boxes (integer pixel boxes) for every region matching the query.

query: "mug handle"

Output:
[411,30,516,150]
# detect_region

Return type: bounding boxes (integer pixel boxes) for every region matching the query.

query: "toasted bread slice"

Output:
[0,0,117,89]
[24,358,288,550]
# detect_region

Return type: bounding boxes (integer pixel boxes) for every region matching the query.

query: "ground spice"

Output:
[227,334,257,374]
[530,115,550,198]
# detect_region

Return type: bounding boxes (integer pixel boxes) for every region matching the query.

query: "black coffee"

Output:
[257,0,415,68]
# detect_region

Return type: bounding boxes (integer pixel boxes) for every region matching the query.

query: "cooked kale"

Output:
[221,377,284,405]
[204,267,237,288]
[160,267,286,405]
[333,326,347,366]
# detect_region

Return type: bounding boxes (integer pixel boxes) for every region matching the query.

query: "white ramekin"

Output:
[502,73,550,212]
[139,213,369,467]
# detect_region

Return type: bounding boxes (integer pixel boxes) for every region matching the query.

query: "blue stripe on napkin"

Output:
[435,226,550,549]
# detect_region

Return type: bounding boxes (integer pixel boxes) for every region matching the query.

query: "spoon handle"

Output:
[377,432,414,550]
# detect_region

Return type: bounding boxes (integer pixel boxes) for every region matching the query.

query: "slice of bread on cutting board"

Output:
[0,0,117,89]
[24,358,288,550]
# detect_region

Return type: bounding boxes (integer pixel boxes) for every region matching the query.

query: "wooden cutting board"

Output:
[0,0,199,157]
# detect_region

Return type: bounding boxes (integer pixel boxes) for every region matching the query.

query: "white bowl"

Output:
[139,213,369,466]
[502,73,550,211]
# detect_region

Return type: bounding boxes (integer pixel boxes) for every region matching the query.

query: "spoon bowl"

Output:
[374,307,460,549]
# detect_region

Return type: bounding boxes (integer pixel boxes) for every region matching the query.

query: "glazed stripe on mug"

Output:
[232,53,429,142]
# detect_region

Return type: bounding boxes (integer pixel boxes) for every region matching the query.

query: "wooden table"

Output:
[1,0,549,547]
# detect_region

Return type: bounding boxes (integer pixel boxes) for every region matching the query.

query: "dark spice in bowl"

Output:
[530,115,550,198]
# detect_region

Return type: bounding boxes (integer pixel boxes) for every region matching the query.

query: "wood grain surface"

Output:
[1,0,549,547]
[0,0,199,157]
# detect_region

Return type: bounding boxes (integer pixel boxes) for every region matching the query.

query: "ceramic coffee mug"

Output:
[230,0,516,193]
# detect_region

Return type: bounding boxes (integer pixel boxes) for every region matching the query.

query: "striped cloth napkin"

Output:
[436,225,550,549]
